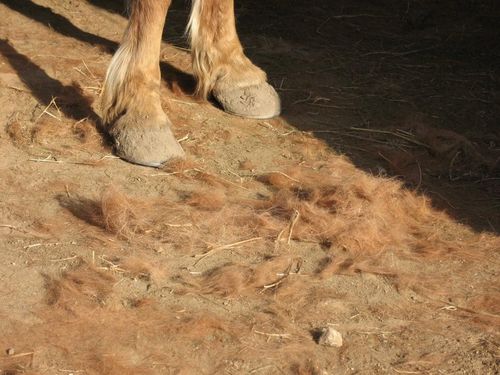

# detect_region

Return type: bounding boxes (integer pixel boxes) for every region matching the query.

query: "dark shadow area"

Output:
[160,61,196,96]
[85,0,126,16]
[231,0,500,233]
[56,194,104,229]
[1,0,115,53]
[310,328,325,344]
[0,39,99,123]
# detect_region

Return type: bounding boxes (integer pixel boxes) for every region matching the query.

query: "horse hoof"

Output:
[109,113,185,167]
[213,82,281,119]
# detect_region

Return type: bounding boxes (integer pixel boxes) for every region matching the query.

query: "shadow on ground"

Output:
[0,39,98,121]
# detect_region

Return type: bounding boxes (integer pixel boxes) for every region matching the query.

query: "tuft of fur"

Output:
[187,189,226,211]
[7,120,31,146]
[201,256,304,297]
[101,186,147,238]
[100,42,136,125]
[43,263,115,314]
[255,159,457,257]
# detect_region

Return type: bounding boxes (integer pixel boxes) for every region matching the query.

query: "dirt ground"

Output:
[0,0,499,374]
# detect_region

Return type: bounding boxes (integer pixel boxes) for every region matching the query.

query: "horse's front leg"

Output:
[101,0,183,167]
[188,0,281,119]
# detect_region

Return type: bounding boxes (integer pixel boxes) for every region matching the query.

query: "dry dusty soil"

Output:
[0,1,499,374]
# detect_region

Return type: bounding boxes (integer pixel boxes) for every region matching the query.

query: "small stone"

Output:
[6,348,15,356]
[317,327,343,347]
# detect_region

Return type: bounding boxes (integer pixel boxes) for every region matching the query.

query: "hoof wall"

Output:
[110,114,184,167]
[213,82,281,119]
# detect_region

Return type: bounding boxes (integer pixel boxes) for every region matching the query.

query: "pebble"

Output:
[317,327,343,347]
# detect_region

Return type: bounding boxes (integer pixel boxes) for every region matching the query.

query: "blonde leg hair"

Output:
[187,0,266,98]
[101,0,171,126]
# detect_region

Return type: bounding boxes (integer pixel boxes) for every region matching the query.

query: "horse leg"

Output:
[101,0,184,167]
[188,0,281,119]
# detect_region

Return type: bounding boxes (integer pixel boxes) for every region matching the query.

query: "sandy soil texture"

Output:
[0,1,499,374]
